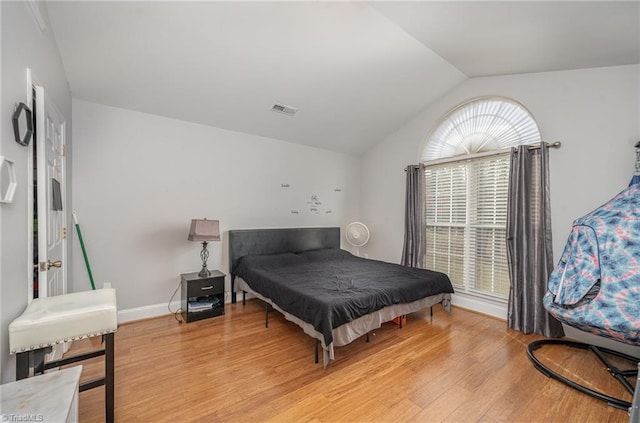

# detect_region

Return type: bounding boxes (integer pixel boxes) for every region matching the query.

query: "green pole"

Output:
[73,213,96,290]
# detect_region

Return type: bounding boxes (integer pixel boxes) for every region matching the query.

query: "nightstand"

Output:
[181,270,225,323]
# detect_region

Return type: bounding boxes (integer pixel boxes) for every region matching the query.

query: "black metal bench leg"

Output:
[105,332,115,423]
[242,291,246,306]
[15,348,49,379]
[315,339,319,364]
[33,348,48,375]
[16,351,30,380]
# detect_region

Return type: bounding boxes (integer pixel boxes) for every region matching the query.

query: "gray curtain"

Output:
[506,143,564,337]
[401,164,425,267]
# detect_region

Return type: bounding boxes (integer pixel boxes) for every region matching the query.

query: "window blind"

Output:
[424,153,511,300]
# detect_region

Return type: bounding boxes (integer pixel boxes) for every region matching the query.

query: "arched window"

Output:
[421,97,540,300]
[422,97,541,161]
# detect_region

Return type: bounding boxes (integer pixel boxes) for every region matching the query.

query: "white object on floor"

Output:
[0,366,81,423]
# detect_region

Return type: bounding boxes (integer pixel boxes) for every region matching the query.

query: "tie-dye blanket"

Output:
[544,184,640,345]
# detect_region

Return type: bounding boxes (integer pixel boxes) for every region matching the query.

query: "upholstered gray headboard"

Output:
[228,227,340,302]
[229,227,340,274]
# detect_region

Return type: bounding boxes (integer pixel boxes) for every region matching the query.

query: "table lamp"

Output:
[188,219,220,277]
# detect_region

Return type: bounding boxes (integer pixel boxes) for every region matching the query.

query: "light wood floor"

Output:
[69,300,635,422]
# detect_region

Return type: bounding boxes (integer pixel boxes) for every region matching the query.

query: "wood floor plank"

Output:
[412,384,475,422]
[65,300,634,422]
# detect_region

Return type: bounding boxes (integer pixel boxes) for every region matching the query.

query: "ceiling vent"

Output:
[271,103,298,116]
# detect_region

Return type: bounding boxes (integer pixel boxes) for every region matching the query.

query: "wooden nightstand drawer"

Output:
[187,275,224,297]
[180,270,225,323]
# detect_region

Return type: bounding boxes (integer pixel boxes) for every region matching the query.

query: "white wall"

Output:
[361,65,640,323]
[71,100,361,317]
[0,1,72,382]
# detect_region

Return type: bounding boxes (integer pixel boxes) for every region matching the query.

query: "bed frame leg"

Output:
[430,306,433,317]
[315,339,319,364]
[265,302,269,328]
[366,333,370,343]
[399,316,404,329]
[242,291,246,306]
[231,275,236,304]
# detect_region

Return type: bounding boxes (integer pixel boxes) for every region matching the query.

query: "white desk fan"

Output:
[345,222,370,256]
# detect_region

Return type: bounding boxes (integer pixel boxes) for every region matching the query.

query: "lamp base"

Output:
[198,241,211,278]
[198,266,211,278]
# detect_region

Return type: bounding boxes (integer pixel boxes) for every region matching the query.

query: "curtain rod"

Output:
[529,141,562,150]
[406,141,562,170]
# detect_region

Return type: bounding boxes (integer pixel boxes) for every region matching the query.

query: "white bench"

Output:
[9,288,118,423]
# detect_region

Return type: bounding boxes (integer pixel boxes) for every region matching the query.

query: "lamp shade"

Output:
[188,219,220,242]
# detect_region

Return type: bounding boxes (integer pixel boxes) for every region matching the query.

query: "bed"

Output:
[229,227,454,366]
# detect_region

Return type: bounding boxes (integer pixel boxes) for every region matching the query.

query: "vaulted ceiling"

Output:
[46,1,640,156]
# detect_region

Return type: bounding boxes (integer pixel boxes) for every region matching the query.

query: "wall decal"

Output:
[281,187,341,217]
[307,194,324,214]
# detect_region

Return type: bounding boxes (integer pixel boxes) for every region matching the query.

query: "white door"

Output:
[35,85,67,298]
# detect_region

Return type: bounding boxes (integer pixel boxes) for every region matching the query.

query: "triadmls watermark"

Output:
[1,414,45,422]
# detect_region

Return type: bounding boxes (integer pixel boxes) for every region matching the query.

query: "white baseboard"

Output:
[118,292,233,323]
[451,293,507,320]
[118,300,181,323]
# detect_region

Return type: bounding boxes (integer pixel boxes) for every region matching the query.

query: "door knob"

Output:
[39,260,62,271]
[48,260,62,269]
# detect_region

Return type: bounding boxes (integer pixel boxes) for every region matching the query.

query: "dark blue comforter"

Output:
[234,248,454,346]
